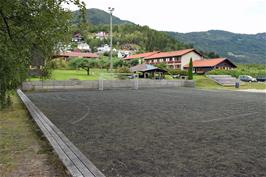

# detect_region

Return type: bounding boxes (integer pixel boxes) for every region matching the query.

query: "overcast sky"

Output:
[67,0,266,34]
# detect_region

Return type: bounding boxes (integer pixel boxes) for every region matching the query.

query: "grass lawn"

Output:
[194,75,266,90]
[0,96,67,176]
[28,68,108,81]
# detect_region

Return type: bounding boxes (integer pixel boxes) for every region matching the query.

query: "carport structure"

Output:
[130,64,167,79]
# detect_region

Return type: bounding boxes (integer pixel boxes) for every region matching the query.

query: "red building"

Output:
[183,58,237,74]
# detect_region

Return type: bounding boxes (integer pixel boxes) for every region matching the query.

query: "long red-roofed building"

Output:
[125,49,203,70]
[53,51,98,60]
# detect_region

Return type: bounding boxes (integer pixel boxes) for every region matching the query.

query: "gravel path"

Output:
[26,88,266,177]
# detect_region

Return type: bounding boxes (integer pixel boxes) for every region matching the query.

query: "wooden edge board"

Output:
[17,90,84,177]
[35,106,106,177]
[17,89,106,177]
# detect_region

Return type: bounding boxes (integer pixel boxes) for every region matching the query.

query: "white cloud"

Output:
[67,0,266,34]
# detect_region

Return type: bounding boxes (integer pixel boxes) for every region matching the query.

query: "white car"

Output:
[239,75,257,82]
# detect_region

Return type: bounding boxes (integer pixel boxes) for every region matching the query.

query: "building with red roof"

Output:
[124,51,160,60]
[125,49,203,70]
[53,51,98,60]
[183,58,237,74]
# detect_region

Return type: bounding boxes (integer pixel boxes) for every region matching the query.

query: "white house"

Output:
[77,42,91,52]
[125,49,203,70]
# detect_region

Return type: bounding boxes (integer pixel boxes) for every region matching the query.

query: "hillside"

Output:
[168,30,266,64]
[72,8,133,25]
[72,9,265,64]
[71,9,191,53]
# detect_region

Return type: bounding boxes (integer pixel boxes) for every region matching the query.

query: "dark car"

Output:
[239,75,257,82]
[256,76,266,82]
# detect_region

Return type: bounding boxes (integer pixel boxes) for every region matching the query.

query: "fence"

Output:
[21,79,194,91]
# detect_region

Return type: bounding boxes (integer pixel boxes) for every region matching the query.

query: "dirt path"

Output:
[0,96,68,177]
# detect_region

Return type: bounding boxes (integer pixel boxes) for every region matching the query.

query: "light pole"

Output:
[108,7,114,72]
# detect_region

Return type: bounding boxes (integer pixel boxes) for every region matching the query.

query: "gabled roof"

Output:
[125,51,160,60]
[144,49,201,59]
[184,58,237,68]
[54,51,98,58]
[130,64,166,72]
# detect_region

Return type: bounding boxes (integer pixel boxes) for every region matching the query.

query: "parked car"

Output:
[172,74,180,79]
[256,76,266,82]
[239,75,257,82]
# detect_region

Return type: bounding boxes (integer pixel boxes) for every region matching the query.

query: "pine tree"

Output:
[188,58,193,80]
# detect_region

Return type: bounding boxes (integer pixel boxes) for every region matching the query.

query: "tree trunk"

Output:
[86,68,90,75]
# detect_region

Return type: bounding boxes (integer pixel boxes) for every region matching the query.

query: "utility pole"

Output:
[108,7,114,72]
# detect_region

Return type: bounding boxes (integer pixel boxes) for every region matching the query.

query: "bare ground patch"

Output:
[26,88,266,177]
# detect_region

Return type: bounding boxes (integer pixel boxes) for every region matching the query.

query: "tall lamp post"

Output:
[108,7,114,72]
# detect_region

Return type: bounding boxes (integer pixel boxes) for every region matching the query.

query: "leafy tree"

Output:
[97,57,110,70]
[129,58,139,66]
[0,0,85,109]
[69,58,98,75]
[155,63,167,70]
[188,58,193,80]
[115,66,130,73]
[113,58,128,69]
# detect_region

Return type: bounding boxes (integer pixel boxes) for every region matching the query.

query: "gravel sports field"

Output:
[26,88,266,177]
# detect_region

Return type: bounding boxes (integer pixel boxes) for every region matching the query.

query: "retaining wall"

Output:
[22,79,194,91]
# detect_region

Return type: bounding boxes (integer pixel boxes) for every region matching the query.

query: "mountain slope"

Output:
[72,8,265,64]
[72,8,133,25]
[168,30,266,64]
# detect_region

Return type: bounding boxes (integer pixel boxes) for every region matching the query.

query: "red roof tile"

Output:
[54,51,98,58]
[144,49,199,59]
[184,58,231,68]
[125,51,159,60]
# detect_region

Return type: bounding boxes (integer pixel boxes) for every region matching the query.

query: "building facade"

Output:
[125,49,203,70]
[183,58,237,74]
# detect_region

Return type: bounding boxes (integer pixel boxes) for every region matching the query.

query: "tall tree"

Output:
[0,0,85,108]
[188,58,193,80]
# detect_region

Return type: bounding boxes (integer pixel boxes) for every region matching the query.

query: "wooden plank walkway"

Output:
[17,89,106,177]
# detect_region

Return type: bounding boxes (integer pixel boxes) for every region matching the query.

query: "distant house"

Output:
[72,32,83,42]
[125,49,203,70]
[77,42,91,52]
[95,32,108,40]
[117,50,135,58]
[53,51,98,60]
[97,44,117,54]
[97,44,111,53]
[183,58,237,74]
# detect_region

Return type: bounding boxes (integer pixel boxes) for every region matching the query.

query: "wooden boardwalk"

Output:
[17,89,106,177]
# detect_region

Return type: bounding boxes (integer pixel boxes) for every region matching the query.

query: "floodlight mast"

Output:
[108,7,115,72]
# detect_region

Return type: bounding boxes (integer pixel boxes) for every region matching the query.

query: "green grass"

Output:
[194,75,266,90]
[28,68,108,81]
[0,96,67,176]
[194,75,222,89]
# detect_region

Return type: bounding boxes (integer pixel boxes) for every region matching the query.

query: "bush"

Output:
[113,59,128,68]
[115,66,130,73]
[155,63,167,70]
[168,69,188,76]
[48,59,68,69]
[129,58,139,66]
